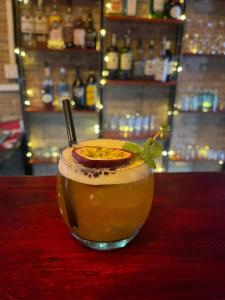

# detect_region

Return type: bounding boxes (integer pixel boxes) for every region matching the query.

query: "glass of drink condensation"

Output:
[57,139,154,251]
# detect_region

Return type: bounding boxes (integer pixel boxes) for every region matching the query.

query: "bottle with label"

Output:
[34,0,48,47]
[133,39,144,79]
[124,0,137,16]
[137,0,149,17]
[41,62,54,108]
[20,0,36,48]
[63,0,73,48]
[109,0,123,15]
[47,0,64,49]
[165,0,183,19]
[73,11,86,49]
[57,67,70,107]
[164,41,173,81]
[85,72,98,110]
[72,67,85,109]
[105,33,119,79]
[119,31,133,80]
[85,13,97,49]
[149,0,166,18]
[144,40,156,80]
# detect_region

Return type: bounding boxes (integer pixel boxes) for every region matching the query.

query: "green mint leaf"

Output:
[143,151,156,169]
[143,137,154,150]
[122,142,143,155]
[148,141,163,159]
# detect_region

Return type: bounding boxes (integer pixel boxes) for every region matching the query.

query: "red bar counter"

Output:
[0,173,225,300]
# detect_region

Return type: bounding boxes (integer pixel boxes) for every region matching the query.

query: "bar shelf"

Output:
[25,106,99,114]
[106,15,183,25]
[107,80,176,86]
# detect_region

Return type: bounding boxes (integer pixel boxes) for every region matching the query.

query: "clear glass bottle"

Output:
[48,0,64,49]
[73,10,86,49]
[105,33,119,79]
[63,0,73,49]
[124,0,137,16]
[34,0,48,47]
[20,0,36,48]
[119,31,133,80]
[72,67,85,109]
[85,13,97,49]
[57,67,70,107]
[144,40,156,80]
[133,39,144,79]
[41,62,54,107]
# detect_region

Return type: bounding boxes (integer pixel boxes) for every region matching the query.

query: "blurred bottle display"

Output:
[133,39,144,79]
[41,62,54,107]
[85,72,98,110]
[72,67,85,109]
[109,0,123,15]
[57,67,70,106]
[155,40,172,82]
[149,0,166,18]
[85,13,97,49]
[137,0,149,17]
[20,0,36,48]
[63,0,73,48]
[105,33,119,79]
[144,40,156,79]
[119,31,133,80]
[165,0,184,19]
[124,0,137,16]
[48,0,64,49]
[73,10,86,49]
[35,0,48,47]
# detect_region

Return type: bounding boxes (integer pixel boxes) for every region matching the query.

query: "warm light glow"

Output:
[173,110,178,115]
[27,141,32,148]
[219,160,224,165]
[71,101,75,106]
[14,48,20,55]
[155,167,164,173]
[20,51,26,57]
[162,151,168,156]
[105,2,112,9]
[100,78,107,86]
[104,55,109,62]
[24,100,31,106]
[177,66,183,72]
[191,47,198,54]
[102,70,109,77]
[167,111,173,116]
[52,151,59,158]
[168,150,175,156]
[26,152,32,158]
[26,89,33,96]
[180,14,186,21]
[96,102,103,110]
[100,29,106,37]
[94,124,100,134]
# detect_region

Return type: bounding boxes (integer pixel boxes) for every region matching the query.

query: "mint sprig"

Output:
[122,124,170,169]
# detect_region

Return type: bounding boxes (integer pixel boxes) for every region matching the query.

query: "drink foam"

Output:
[58,139,151,185]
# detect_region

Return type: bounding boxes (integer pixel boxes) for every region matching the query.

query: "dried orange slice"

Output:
[72,146,133,168]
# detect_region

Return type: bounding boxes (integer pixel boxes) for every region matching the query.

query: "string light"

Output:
[24,100,30,106]
[105,2,112,9]
[180,14,186,21]
[177,66,183,72]
[102,70,109,77]
[167,111,172,116]
[26,152,32,158]
[173,110,178,115]
[27,141,33,148]
[168,150,175,156]
[20,51,26,57]
[100,78,107,86]
[14,48,20,55]
[104,55,109,63]
[94,124,100,134]
[96,102,103,110]
[219,160,224,165]
[162,151,168,156]
[26,89,33,96]
[100,29,106,37]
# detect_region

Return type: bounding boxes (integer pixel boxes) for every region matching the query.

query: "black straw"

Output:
[62,99,77,147]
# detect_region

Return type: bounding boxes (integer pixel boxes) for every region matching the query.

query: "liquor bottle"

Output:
[105,34,119,79]
[165,0,183,19]
[164,41,174,81]
[133,39,144,79]
[137,0,149,17]
[119,31,133,80]
[109,0,123,15]
[85,72,98,110]
[85,13,97,49]
[20,0,36,48]
[155,40,172,82]
[63,0,73,48]
[34,0,48,47]
[124,0,137,16]
[47,0,64,49]
[73,11,86,49]
[57,67,70,107]
[144,40,156,80]
[72,67,85,109]
[149,0,166,18]
[41,62,54,107]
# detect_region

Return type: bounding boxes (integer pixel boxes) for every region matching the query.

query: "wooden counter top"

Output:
[0,173,225,299]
